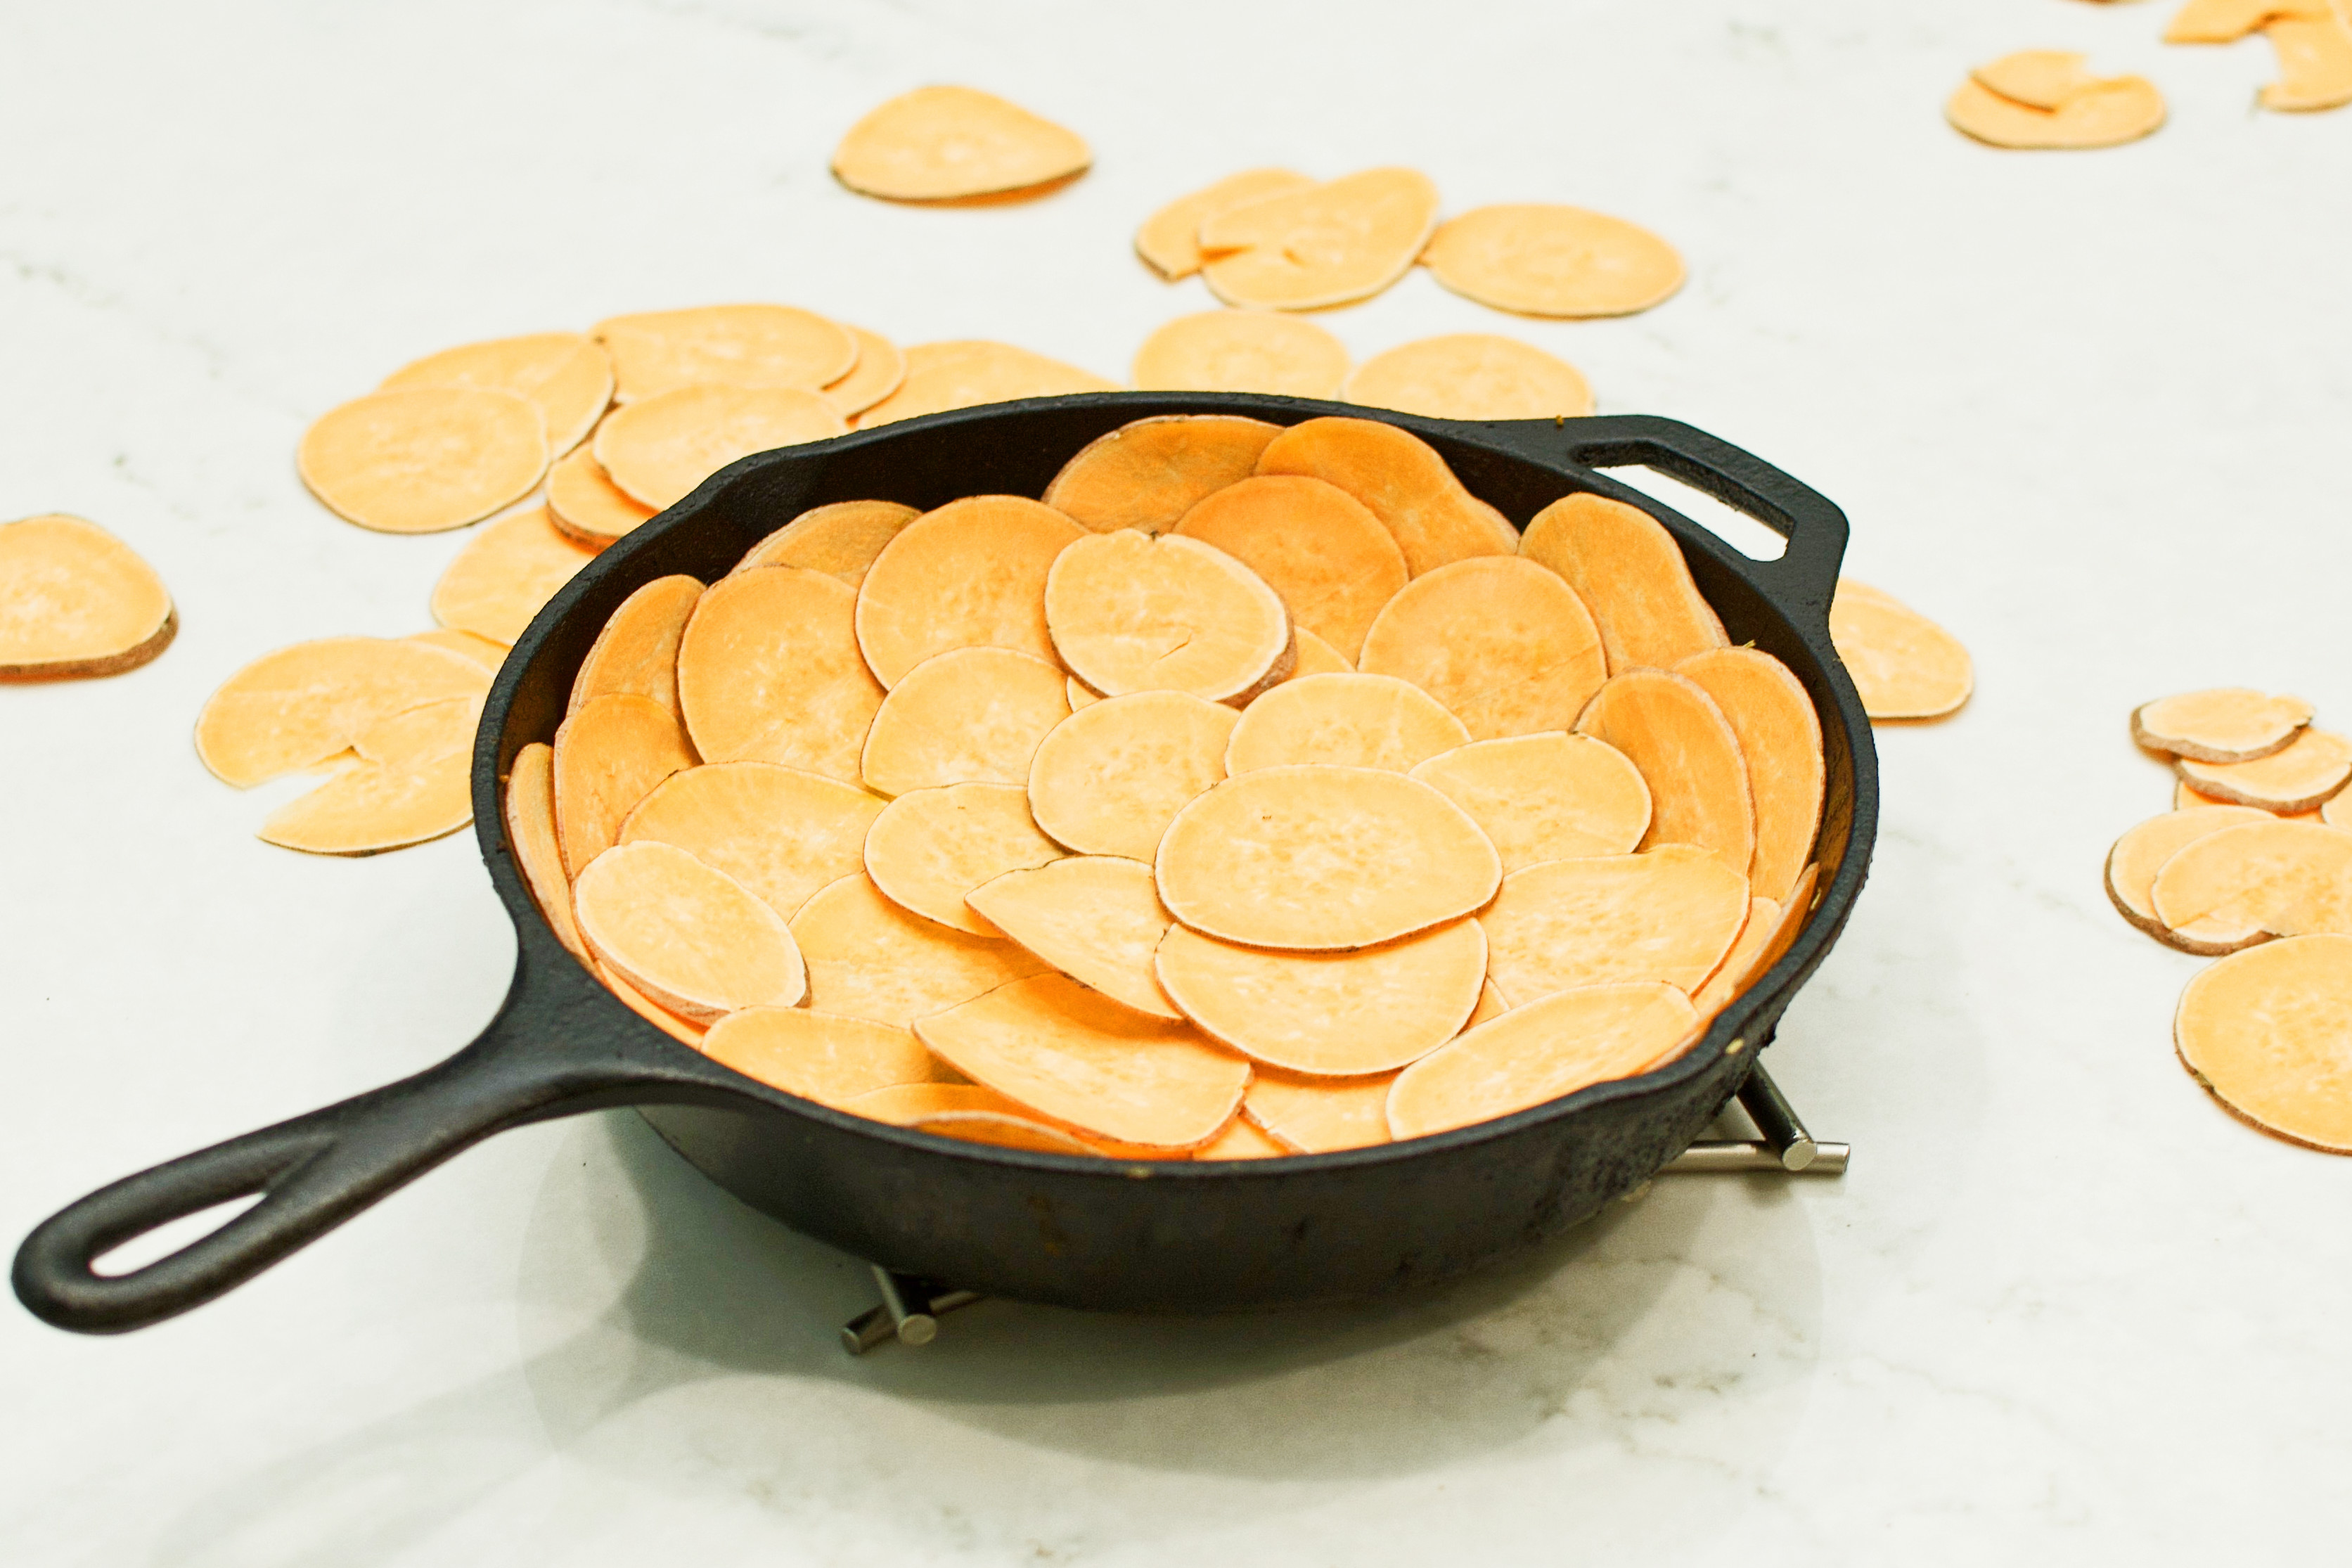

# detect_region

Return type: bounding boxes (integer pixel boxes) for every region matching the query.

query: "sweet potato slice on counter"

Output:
[260,696,477,855]
[2177,728,2352,814]
[2134,688,2314,763]
[1256,417,1517,577]
[1827,580,1972,720]
[1045,530,1294,702]
[2151,819,2352,949]
[864,781,1065,934]
[0,515,176,681]
[595,385,846,510]
[574,840,806,1022]
[915,973,1248,1151]
[2260,15,2352,111]
[1196,1116,1288,1160]
[380,331,612,457]
[1043,415,1283,536]
[1358,556,1608,740]
[1574,670,1754,869]
[2164,0,2334,45]
[1224,672,1468,774]
[1157,765,1500,950]
[1344,334,1593,421]
[1408,732,1651,872]
[2176,934,2352,1152]
[1389,982,1697,1140]
[591,304,856,402]
[845,1083,1107,1155]
[855,495,1084,685]
[1198,168,1440,311]
[965,855,1180,1018]
[1027,689,1238,860]
[702,1007,942,1107]
[1483,846,1750,1002]
[855,340,1116,427]
[552,693,697,878]
[299,387,548,534]
[1131,311,1350,399]
[2176,780,2318,820]
[546,446,657,546]
[1689,896,1780,1020]
[406,629,506,671]
[677,566,882,780]
[1289,630,1353,679]
[831,86,1090,203]
[1673,647,1824,905]
[1171,475,1406,659]
[569,574,702,717]
[861,647,1071,797]
[1155,918,1485,1076]
[620,760,882,920]
[1945,75,2166,149]
[430,506,598,645]
[735,499,920,585]
[596,960,707,1045]
[822,326,907,417]
[195,636,489,786]
[504,741,586,960]
[1245,1070,1394,1152]
[1971,50,2104,110]
[1519,492,1724,672]
[1135,168,1313,281]
[791,872,1048,1026]
[1420,204,1685,319]
[2105,806,2274,938]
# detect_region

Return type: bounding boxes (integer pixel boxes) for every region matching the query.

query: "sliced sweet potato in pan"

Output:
[379,331,612,458]
[1827,579,1972,720]
[620,760,883,921]
[1468,981,1508,1027]
[822,326,907,418]
[1388,982,1698,1140]
[1420,204,1685,319]
[596,959,707,1045]
[1690,896,1778,1020]
[1131,311,1350,399]
[299,387,547,534]
[1198,168,1440,311]
[1518,491,1723,673]
[553,693,697,878]
[505,741,587,960]
[1358,555,1608,740]
[574,840,806,1022]
[965,854,1179,1018]
[2151,818,2352,947]
[1171,474,1406,659]
[260,697,477,855]
[1574,669,1756,872]
[1408,732,1651,872]
[546,446,656,547]
[1043,415,1283,536]
[830,86,1091,203]
[734,499,920,585]
[1067,676,1101,710]
[855,495,1085,686]
[677,565,883,781]
[1135,168,1313,281]
[1673,646,1824,906]
[0,515,176,681]
[791,872,1048,1026]
[1046,529,1292,702]
[1027,689,1237,861]
[595,385,847,510]
[1288,629,1352,679]
[1196,1115,1289,1160]
[195,636,489,786]
[430,506,598,645]
[591,303,855,402]
[2176,934,2352,1152]
[702,1006,942,1107]
[1343,333,1593,421]
[1255,417,1517,577]
[2133,688,2313,763]
[2176,728,2352,814]
[1223,671,1468,774]
[861,646,1071,797]
[1482,845,1750,1003]
[568,574,702,717]
[1245,1069,1394,1153]
[855,340,1116,427]
[864,781,1065,934]
[845,1083,1105,1155]
[2105,806,2273,939]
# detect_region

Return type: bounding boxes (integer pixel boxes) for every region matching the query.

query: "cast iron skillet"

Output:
[13,394,1877,1335]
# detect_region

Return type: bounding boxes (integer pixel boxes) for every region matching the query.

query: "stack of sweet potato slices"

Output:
[514,414,1829,1158]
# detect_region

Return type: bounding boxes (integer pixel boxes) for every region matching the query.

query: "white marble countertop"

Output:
[5,0,2349,1561]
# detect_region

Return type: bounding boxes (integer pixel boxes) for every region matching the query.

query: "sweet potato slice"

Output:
[1171,475,1406,659]
[569,574,701,717]
[552,693,697,878]
[1135,168,1313,281]
[260,696,477,855]
[1574,669,1754,869]
[430,506,598,645]
[830,86,1090,203]
[1408,732,1651,872]
[1198,168,1440,311]
[844,1083,1105,1155]
[914,973,1248,1151]
[965,855,1179,1018]
[2105,806,2274,939]
[822,325,907,417]
[574,840,806,1022]
[702,1006,942,1107]
[591,304,856,402]
[195,636,489,786]
[1256,417,1517,577]
[1067,677,1101,710]
[1468,982,1508,1027]
[406,629,506,671]
[855,495,1085,686]
[298,387,548,534]
[1027,689,1238,860]
[1131,311,1350,399]
[1946,76,2166,150]
[1827,579,1973,720]
[1673,647,1824,904]
[864,781,1065,934]
[619,760,882,920]
[735,499,920,585]
[2261,14,2352,112]
[1389,982,1697,1140]
[677,566,883,781]
[1043,415,1283,536]
[854,340,1115,427]
[504,741,586,960]
[2134,688,2314,763]
[1224,672,1468,774]
[1289,630,1353,679]
[1519,491,1723,672]
[1971,50,2103,110]
[1739,864,1818,987]
[595,385,846,510]
[1155,918,1484,1076]
[1690,896,1779,1020]
[1157,765,1501,950]
[1482,845,1750,1003]
[1196,1116,1288,1160]
[2175,934,2352,1152]
[546,446,655,546]
[595,960,707,1045]
[1245,1070,1394,1152]
[791,872,1048,1026]
[1420,204,1685,319]
[380,331,612,457]
[1358,556,1608,740]
[1344,334,1593,421]
[2164,0,2334,46]
[0,515,176,680]
[2152,819,2352,948]
[861,647,1071,797]
[1045,530,1293,703]
[2177,728,2352,814]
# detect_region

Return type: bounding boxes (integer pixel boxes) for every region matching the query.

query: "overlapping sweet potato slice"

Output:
[568,574,701,717]
[855,341,1116,426]
[2164,0,2333,45]
[1289,630,1353,679]
[2260,13,2352,112]
[1482,845,1750,1002]
[1045,530,1292,702]
[1224,671,1467,774]
[1196,1116,1290,1160]
[831,86,1091,203]
[2176,728,2352,813]
[1673,647,1824,905]
[591,304,856,401]
[1420,204,1685,319]
[790,872,1048,1026]
[844,1083,1105,1155]
[1946,74,2166,149]
[596,960,707,1045]
[1245,1069,1395,1152]
[195,636,489,786]
[1358,555,1608,740]
[1468,981,1509,1027]
[1408,732,1651,872]
[863,781,1065,934]
[259,696,478,856]
[1135,168,1313,280]
[1971,51,2103,110]
[552,693,698,878]
[619,760,882,921]
[1518,491,1723,672]
[595,385,847,510]
[573,840,807,1021]
[1027,689,1238,861]
[2133,688,2314,762]
[1043,415,1283,536]
[855,495,1084,685]
[1171,475,1406,658]
[430,506,600,645]
[861,647,1070,797]
[678,565,883,780]
[1198,168,1441,311]
[380,331,612,457]
[1575,669,1755,870]
[2105,805,2273,940]
[299,387,548,534]
[1827,580,1972,720]
[823,326,908,418]
[735,499,920,585]
[701,1007,944,1107]
[1344,334,1593,420]
[1689,896,1780,1021]
[1067,677,1101,710]
[546,446,657,546]
[0,515,177,681]
[1387,982,1698,1140]
[2150,818,2352,949]
[1131,311,1350,399]
[1255,417,1517,576]
[965,855,1179,1018]
[504,741,586,960]
[2176,934,2352,1152]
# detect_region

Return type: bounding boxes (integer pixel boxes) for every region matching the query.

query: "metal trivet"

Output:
[841,1058,1846,1354]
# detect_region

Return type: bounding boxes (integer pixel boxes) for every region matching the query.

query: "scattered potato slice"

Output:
[1971,50,2104,110]
[1576,669,1755,870]
[735,499,921,585]
[1027,689,1238,860]
[1135,168,1314,280]
[1827,579,1973,720]
[0,515,176,680]
[1171,474,1406,659]
[1155,918,1484,1076]
[1408,732,1652,872]
[702,1007,942,1107]
[591,304,856,402]
[595,385,847,510]
[845,1082,1107,1154]
[1196,1116,1290,1160]
[1518,491,1724,672]
[379,331,612,457]
[620,760,883,920]
[2177,728,2352,814]
[832,86,1091,203]
[1420,203,1685,319]
[823,325,908,417]
[2175,934,2352,1152]
[1197,167,1441,311]
[1673,647,1824,906]
[2151,818,2352,946]
[965,855,1180,1018]
[596,958,707,1044]
[2134,688,2313,763]
[546,446,657,546]
[195,636,489,786]
[1482,846,1750,1003]
[1344,334,1593,421]
[855,340,1116,427]
[1358,555,1609,740]
[430,506,599,645]
[504,741,586,960]
[1690,896,1781,1020]
[2164,0,2334,45]
[299,387,548,534]
[1388,982,1697,1140]
[855,495,1084,685]
[569,574,702,717]
[1045,530,1294,702]
[678,566,883,780]
[2260,14,2352,111]
[406,629,506,672]
[1131,311,1350,399]
[1043,415,1283,536]
[914,973,1247,1151]
[791,872,1049,1026]
[1245,1070,1394,1152]
[861,646,1071,796]
[552,693,698,878]
[574,840,807,1022]
[1225,671,1468,774]
[1946,75,2166,150]
[1157,764,1500,950]
[1256,416,1517,576]
[2106,806,2275,942]
[864,781,1065,934]
[260,696,477,856]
